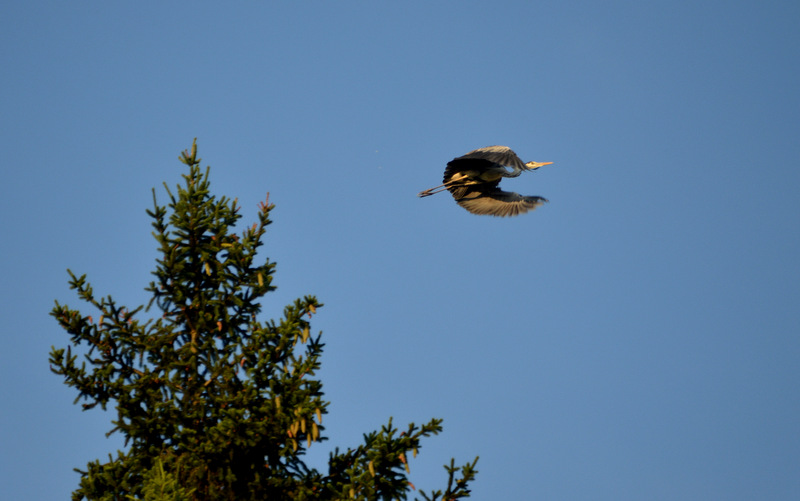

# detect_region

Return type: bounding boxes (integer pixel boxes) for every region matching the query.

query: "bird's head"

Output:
[524,161,554,171]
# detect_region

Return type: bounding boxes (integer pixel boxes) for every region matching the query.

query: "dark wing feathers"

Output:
[442,157,495,184]
[455,145,527,171]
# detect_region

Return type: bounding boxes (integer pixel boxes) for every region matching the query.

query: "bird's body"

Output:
[418,146,553,217]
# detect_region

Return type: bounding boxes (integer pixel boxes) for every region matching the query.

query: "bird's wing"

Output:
[457,145,527,171]
[452,185,547,217]
[442,157,495,184]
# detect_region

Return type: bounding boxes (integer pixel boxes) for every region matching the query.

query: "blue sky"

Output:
[2,1,799,499]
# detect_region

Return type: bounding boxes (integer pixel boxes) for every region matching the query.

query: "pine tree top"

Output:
[50,140,478,500]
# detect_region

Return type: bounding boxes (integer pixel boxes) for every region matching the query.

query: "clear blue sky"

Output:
[2,2,799,499]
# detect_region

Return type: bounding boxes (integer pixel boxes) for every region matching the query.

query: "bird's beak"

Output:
[527,161,553,170]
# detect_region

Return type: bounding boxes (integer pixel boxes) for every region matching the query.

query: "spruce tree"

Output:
[50,140,478,500]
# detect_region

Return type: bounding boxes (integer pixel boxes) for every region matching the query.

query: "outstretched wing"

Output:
[442,157,496,184]
[451,184,547,217]
[455,145,527,171]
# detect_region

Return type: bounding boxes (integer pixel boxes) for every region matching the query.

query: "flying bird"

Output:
[417,146,553,217]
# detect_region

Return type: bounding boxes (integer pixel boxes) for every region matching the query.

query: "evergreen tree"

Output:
[50,140,478,500]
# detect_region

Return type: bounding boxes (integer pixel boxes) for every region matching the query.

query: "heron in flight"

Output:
[417,146,553,217]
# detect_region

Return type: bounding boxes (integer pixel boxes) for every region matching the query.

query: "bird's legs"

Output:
[417,185,450,197]
[417,177,471,197]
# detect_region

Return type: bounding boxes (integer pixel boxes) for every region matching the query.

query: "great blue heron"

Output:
[417,146,554,217]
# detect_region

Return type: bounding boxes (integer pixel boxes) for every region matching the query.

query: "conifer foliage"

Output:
[50,141,478,500]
